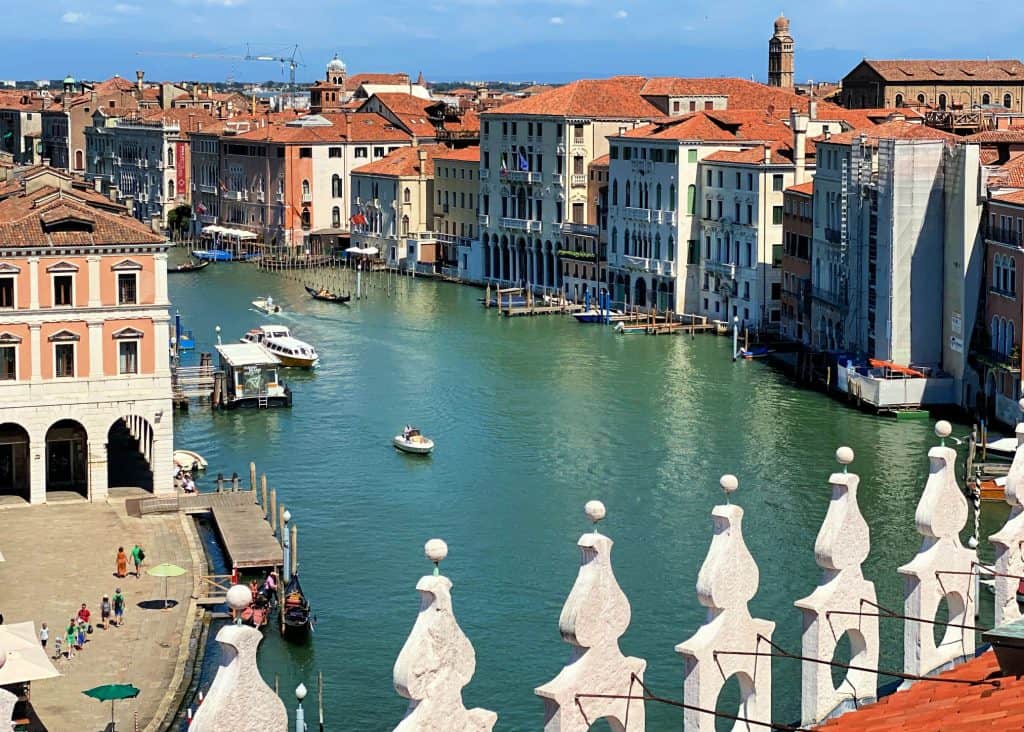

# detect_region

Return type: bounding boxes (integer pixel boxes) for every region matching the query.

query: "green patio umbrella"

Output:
[146,562,187,608]
[82,683,139,731]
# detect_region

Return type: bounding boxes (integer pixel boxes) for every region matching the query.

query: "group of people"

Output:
[174,466,197,494]
[45,590,125,660]
[115,544,146,579]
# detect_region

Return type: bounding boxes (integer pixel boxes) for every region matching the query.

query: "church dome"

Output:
[63,74,76,85]
[774,14,789,33]
[327,54,346,73]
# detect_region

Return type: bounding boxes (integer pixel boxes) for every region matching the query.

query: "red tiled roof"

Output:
[434,146,480,162]
[366,93,435,116]
[351,144,447,177]
[231,113,412,144]
[993,190,1024,206]
[444,109,480,134]
[345,73,411,92]
[859,59,1024,83]
[138,107,223,134]
[858,107,926,120]
[483,77,662,118]
[989,154,1024,187]
[968,128,1024,144]
[92,76,137,94]
[786,181,814,195]
[0,90,46,111]
[817,119,957,145]
[815,651,1024,731]
[0,183,164,247]
[982,149,1003,165]
[590,153,610,167]
[703,147,771,164]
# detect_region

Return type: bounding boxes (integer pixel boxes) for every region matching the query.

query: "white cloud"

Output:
[549,15,564,24]
[615,9,628,18]
[113,3,140,12]
[207,0,246,5]
[61,11,85,23]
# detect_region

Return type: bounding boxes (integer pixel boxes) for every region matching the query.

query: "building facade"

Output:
[840,59,1024,111]
[768,15,795,89]
[0,91,44,165]
[433,147,481,275]
[781,181,813,343]
[0,168,173,504]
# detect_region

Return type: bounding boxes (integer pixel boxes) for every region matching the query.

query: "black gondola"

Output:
[280,573,313,640]
[304,284,351,304]
[169,259,211,274]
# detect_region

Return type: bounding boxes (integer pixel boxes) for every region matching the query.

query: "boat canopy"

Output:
[202,225,258,240]
[345,246,379,256]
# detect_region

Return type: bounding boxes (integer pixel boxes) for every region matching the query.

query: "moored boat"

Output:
[984,437,1018,459]
[304,284,351,304]
[252,296,282,315]
[393,426,434,455]
[280,573,313,640]
[170,259,211,273]
[575,308,624,323]
[976,475,1008,502]
[241,325,319,368]
[740,346,773,359]
[173,449,207,472]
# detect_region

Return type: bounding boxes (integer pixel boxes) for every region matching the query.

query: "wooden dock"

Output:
[502,303,584,317]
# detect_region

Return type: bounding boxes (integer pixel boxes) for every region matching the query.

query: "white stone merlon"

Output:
[676,476,775,732]
[393,541,496,732]
[535,501,646,731]
[897,421,976,678]
[189,624,288,732]
[794,447,878,725]
[990,411,1024,626]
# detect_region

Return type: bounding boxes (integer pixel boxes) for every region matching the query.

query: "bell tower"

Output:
[768,14,795,89]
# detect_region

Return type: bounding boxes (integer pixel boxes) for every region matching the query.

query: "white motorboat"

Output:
[252,296,282,315]
[173,449,208,472]
[393,427,434,455]
[984,436,1019,458]
[241,325,319,368]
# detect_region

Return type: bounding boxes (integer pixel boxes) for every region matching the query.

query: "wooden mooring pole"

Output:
[260,475,268,516]
[249,462,256,493]
[290,522,298,577]
[269,488,277,535]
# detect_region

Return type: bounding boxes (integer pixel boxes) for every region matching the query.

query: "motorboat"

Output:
[252,296,282,315]
[975,475,1008,502]
[393,426,434,455]
[574,308,623,324]
[984,437,1018,458]
[173,449,207,472]
[192,249,259,262]
[169,259,211,273]
[280,573,313,640]
[304,284,351,304]
[740,346,773,359]
[241,325,319,368]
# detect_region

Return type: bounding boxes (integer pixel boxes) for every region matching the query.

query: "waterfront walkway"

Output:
[0,499,199,732]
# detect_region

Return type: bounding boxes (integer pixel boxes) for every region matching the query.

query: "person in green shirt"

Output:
[112,589,125,627]
[130,544,145,578]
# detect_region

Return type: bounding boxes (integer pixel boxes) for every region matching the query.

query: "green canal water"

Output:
[169,260,1004,729]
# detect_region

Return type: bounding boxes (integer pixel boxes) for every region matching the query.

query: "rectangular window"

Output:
[0,345,14,380]
[0,277,13,308]
[773,174,784,191]
[55,343,74,378]
[735,172,741,188]
[502,121,508,135]
[373,147,385,158]
[673,100,681,112]
[483,121,489,135]
[705,101,714,110]
[117,273,137,305]
[706,169,712,186]
[690,101,697,112]
[682,149,695,164]
[54,275,73,307]
[328,147,342,158]
[747,204,753,224]
[772,244,784,268]
[623,147,632,161]
[772,205,784,225]
[610,146,619,159]
[687,240,697,264]
[668,150,677,163]
[717,171,723,187]
[118,340,139,375]
[299,147,312,158]
[771,282,781,300]
[354,147,368,158]
[573,123,584,142]
[716,200,723,218]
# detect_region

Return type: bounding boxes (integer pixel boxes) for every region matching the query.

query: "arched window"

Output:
[669,184,676,211]
[745,241,752,267]
[403,187,411,204]
[894,93,904,107]
[992,315,1000,350]
[1010,257,1017,294]
[302,179,310,196]
[654,233,662,260]
[983,93,992,106]
[624,230,631,256]
[667,235,674,261]
[1009,322,1016,356]
[167,146,174,163]
[611,227,618,254]
[655,183,662,210]
[917,94,926,105]
[301,209,311,229]
[331,206,340,228]
[686,184,695,214]
[938,94,947,110]
[625,181,631,207]
[167,179,173,199]
[74,149,83,170]
[612,179,618,206]
[1005,94,1013,109]
[402,215,410,236]
[331,174,342,198]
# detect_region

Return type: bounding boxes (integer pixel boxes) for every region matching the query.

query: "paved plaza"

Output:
[0,497,200,732]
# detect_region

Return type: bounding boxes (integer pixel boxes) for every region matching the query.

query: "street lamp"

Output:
[282,509,292,582]
[295,683,307,732]
[215,325,222,345]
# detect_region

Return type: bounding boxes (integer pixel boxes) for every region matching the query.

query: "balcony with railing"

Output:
[985,224,1024,248]
[622,255,676,277]
[301,192,313,204]
[501,170,543,184]
[623,207,651,222]
[223,190,246,201]
[653,210,677,225]
[704,260,736,278]
[560,222,600,236]
[198,184,217,194]
[500,218,542,232]
[478,214,489,227]
[479,169,489,180]
[571,173,587,187]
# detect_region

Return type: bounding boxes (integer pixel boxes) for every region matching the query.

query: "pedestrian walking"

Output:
[76,618,86,649]
[113,588,125,627]
[77,603,91,626]
[115,546,129,578]
[53,636,62,660]
[64,619,76,658]
[131,544,145,578]
[100,595,111,629]
[39,622,48,649]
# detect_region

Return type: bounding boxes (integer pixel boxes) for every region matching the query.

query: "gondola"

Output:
[304,285,351,304]
[169,259,211,273]
[280,573,313,640]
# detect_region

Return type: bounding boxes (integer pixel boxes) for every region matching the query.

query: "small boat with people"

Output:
[740,346,774,359]
[241,325,318,368]
[280,573,313,640]
[173,449,207,472]
[169,259,211,273]
[192,249,260,262]
[252,296,282,315]
[393,425,434,455]
[304,284,351,304]
[575,308,624,324]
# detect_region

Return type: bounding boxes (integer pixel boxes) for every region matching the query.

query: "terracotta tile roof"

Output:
[968,128,1024,144]
[992,190,1024,206]
[92,76,137,94]
[703,147,771,163]
[231,113,412,144]
[351,144,447,177]
[815,651,1024,731]
[817,119,957,145]
[447,88,477,96]
[0,184,164,247]
[858,107,926,120]
[590,153,610,167]
[786,181,814,195]
[641,77,814,111]
[0,90,46,111]
[483,77,662,118]
[434,146,480,162]
[137,107,223,135]
[982,149,1003,165]
[366,93,436,116]
[859,59,1024,82]
[444,109,480,134]
[344,73,410,92]
[621,110,796,145]
[988,153,1024,187]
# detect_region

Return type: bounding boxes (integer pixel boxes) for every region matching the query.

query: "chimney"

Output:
[136,70,144,93]
[42,157,50,168]
[192,83,199,102]
[809,100,818,120]
[109,185,120,202]
[763,146,771,165]
[791,109,809,184]
[94,176,102,193]
[824,129,831,141]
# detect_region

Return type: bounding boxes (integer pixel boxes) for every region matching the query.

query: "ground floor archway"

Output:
[107,415,155,493]
[0,423,30,501]
[45,419,88,497]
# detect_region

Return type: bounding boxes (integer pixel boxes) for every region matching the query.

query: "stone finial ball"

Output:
[1018,397,1024,411]
[424,538,448,564]
[584,500,606,523]
[226,583,252,611]
[934,420,953,439]
[295,683,308,702]
[836,446,855,465]
[720,474,739,494]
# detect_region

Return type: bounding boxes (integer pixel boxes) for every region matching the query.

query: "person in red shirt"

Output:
[77,603,91,625]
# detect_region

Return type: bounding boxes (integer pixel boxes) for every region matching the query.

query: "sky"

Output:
[5,0,1024,84]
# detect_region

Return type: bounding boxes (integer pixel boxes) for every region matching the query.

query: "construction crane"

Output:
[135,44,305,109]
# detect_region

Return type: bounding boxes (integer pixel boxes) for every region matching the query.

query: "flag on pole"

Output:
[196,202,207,214]
[518,151,529,171]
